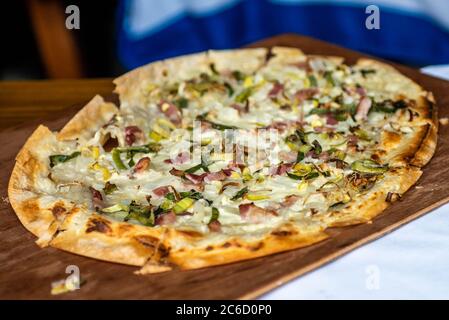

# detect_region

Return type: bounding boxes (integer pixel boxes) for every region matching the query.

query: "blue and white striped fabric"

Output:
[117,0,449,69]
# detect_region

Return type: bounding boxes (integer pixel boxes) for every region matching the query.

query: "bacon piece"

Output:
[204,171,227,183]
[182,181,205,192]
[208,220,222,232]
[159,101,182,126]
[270,163,294,176]
[318,151,330,161]
[219,182,240,194]
[134,157,151,173]
[222,169,233,177]
[125,126,143,146]
[185,173,208,184]
[155,211,176,225]
[230,103,247,114]
[313,126,334,133]
[279,151,298,163]
[283,195,301,208]
[355,97,372,121]
[268,82,284,97]
[152,186,170,197]
[200,121,212,131]
[290,60,311,71]
[89,187,103,210]
[306,150,316,158]
[239,203,277,223]
[347,134,359,146]
[227,162,245,172]
[169,168,185,177]
[356,86,367,96]
[326,114,338,125]
[264,121,289,133]
[296,88,319,104]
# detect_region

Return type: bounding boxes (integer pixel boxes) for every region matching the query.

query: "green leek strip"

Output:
[101,204,129,213]
[185,157,212,173]
[235,87,253,103]
[351,159,388,175]
[49,151,81,168]
[209,207,219,224]
[196,114,237,130]
[296,152,305,163]
[184,163,203,174]
[209,63,219,75]
[232,70,244,81]
[230,187,249,201]
[175,97,189,109]
[173,197,195,214]
[324,71,335,86]
[287,171,319,181]
[103,182,118,195]
[308,75,318,87]
[224,82,234,97]
[126,211,155,226]
[112,148,127,170]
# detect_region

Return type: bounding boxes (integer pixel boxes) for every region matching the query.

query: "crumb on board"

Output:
[415,185,424,189]
[439,117,449,125]
[51,278,83,295]
[2,196,9,205]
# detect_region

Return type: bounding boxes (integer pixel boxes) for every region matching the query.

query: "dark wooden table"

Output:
[0,79,114,129]
[1,34,449,299]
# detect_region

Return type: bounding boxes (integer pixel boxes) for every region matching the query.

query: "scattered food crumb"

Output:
[439,117,449,125]
[51,278,83,295]
[415,185,424,189]
[1,196,9,205]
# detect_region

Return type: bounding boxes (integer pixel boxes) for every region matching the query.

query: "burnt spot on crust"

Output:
[265,47,276,63]
[117,223,134,234]
[177,230,203,238]
[51,205,66,219]
[221,242,232,248]
[156,243,170,259]
[386,192,402,203]
[271,230,293,237]
[22,198,40,213]
[134,235,159,249]
[205,246,213,251]
[428,101,435,120]
[247,242,264,252]
[86,217,112,234]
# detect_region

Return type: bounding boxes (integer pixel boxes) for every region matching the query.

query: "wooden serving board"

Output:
[1,34,449,299]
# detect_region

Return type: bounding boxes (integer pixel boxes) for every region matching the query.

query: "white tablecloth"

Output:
[261,66,449,300]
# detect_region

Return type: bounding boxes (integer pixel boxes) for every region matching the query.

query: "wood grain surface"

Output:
[0,78,114,128]
[1,34,448,299]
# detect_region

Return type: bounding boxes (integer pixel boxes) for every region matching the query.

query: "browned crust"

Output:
[139,225,328,273]
[49,211,167,266]
[8,125,57,238]
[324,166,422,227]
[355,58,438,168]
[58,95,119,142]
[409,95,438,167]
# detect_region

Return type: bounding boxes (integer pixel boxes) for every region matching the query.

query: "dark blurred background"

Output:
[1,1,120,80]
[3,0,449,80]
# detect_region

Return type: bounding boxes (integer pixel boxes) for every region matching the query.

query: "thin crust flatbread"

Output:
[9,47,438,273]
